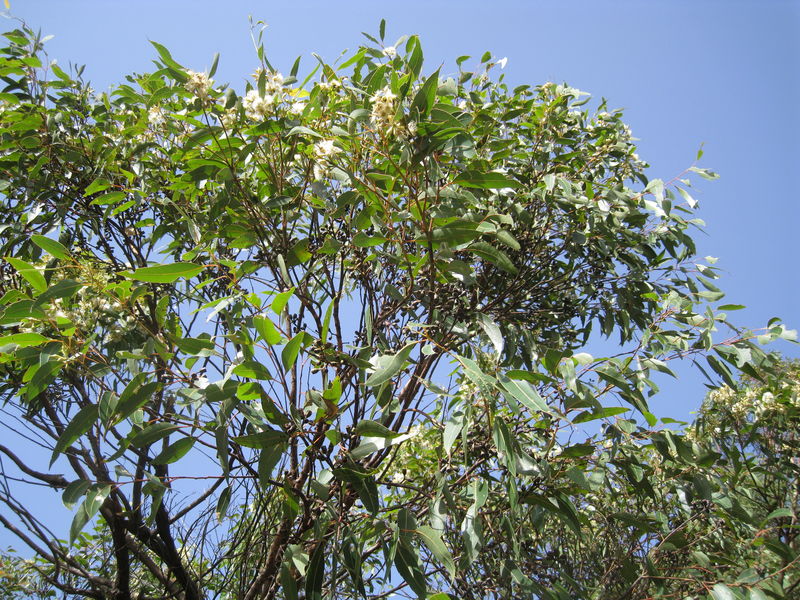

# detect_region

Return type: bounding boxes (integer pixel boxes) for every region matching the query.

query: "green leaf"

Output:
[33,279,84,307]
[572,407,629,424]
[173,336,215,356]
[416,525,456,580]
[253,315,282,345]
[233,429,289,449]
[271,287,295,314]
[305,540,326,600]
[150,40,187,75]
[62,480,92,510]
[410,68,440,116]
[0,332,51,349]
[710,584,736,600]
[354,419,398,438]
[5,257,47,292]
[25,359,62,400]
[477,313,504,355]
[281,332,305,371]
[115,379,160,423]
[126,263,204,283]
[151,437,195,464]
[233,360,273,380]
[31,235,70,260]
[129,423,180,448]
[500,376,550,414]
[51,404,98,466]
[70,485,110,545]
[395,540,427,598]
[749,589,768,600]
[365,342,415,387]
[453,171,521,189]
[467,241,518,275]
[353,232,387,247]
[83,178,111,196]
[215,485,231,522]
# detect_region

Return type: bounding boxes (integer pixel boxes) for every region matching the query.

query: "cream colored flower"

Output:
[184,70,213,98]
[242,89,274,120]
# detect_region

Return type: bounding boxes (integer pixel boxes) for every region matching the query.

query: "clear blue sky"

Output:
[2,0,797,547]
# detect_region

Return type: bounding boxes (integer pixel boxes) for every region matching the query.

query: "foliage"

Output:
[0,20,795,600]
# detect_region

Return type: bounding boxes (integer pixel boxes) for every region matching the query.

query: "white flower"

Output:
[288,101,306,115]
[313,139,339,160]
[382,46,397,58]
[242,89,274,120]
[370,86,397,132]
[318,78,342,92]
[217,108,238,129]
[312,139,341,180]
[265,71,284,94]
[147,106,165,126]
[184,70,213,98]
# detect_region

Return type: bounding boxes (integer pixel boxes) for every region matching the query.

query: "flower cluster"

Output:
[370,86,397,132]
[312,139,341,180]
[147,105,165,127]
[184,70,213,99]
[242,89,275,121]
[253,68,285,94]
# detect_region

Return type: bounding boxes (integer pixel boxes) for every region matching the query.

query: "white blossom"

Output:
[370,86,397,131]
[242,89,274,120]
[382,46,397,58]
[147,106,165,126]
[184,70,213,99]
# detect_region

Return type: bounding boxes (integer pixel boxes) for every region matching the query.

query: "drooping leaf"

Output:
[31,235,69,260]
[416,525,456,580]
[50,404,98,466]
[126,263,204,283]
[453,171,521,189]
[365,342,415,387]
[233,429,289,449]
[151,436,195,464]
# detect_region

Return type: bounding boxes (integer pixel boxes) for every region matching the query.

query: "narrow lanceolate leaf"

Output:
[51,404,98,466]
[151,437,195,464]
[0,332,51,348]
[710,584,736,600]
[453,171,521,189]
[5,257,47,292]
[477,313,504,355]
[281,332,304,371]
[365,342,415,387]
[500,376,550,415]
[467,241,518,275]
[394,540,427,599]
[354,419,399,438]
[416,525,456,580]
[70,484,110,545]
[31,235,70,260]
[305,540,326,600]
[129,422,180,448]
[232,429,289,449]
[33,279,83,306]
[126,263,204,283]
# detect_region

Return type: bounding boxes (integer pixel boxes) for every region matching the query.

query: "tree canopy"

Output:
[0,21,796,600]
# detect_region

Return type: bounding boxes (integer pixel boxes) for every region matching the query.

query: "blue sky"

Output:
[8,0,799,409]
[1,0,797,547]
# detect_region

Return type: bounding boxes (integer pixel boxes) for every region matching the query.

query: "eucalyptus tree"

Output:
[0,21,792,600]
